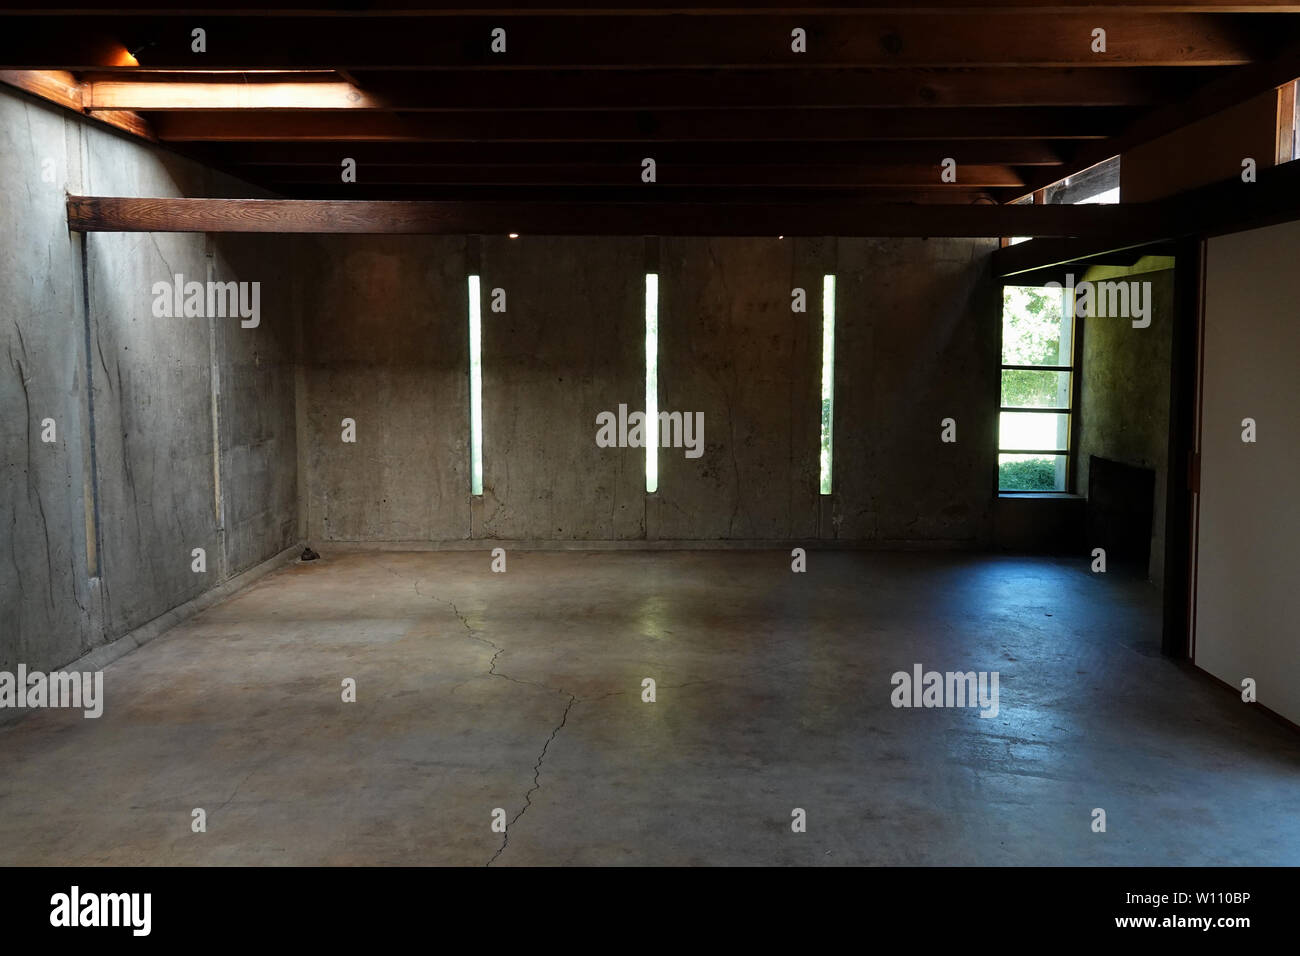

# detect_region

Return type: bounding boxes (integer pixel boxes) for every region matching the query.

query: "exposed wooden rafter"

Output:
[78,68,1198,111]
[0,4,1296,210]
[64,194,1157,237]
[145,107,1132,142]
[0,69,154,139]
[67,148,1300,237]
[0,13,1280,70]
[3,2,1300,12]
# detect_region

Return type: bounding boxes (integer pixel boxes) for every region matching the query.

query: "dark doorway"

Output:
[1087,455,1156,577]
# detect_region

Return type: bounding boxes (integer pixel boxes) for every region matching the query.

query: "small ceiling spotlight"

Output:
[508,233,519,239]
[123,38,157,64]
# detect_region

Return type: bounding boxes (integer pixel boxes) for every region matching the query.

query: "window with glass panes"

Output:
[998,286,1074,493]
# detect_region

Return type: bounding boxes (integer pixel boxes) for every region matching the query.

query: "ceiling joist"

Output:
[0,5,1296,209]
[0,13,1284,71]
[64,194,1157,237]
[68,153,1300,238]
[145,106,1131,142]
[246,162,1026,187]
[3,2,1300,13]
[205,140,1069,166]
[79,68,1201,112]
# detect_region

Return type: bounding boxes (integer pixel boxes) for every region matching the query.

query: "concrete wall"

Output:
[212,236,299,575]
[652,238,828,540]
[479,236,645,540]
[1076,262,1175,585]
[835,238,1000,544]
[0,89,91,673]
[294,234,1000,546]
[295,235,650,545]
[0,87,297,673]
[296,236,468,542]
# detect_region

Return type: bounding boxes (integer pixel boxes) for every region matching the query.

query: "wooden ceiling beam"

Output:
[66,144,1300,236]
[993,236,1176,277]
[0,13,1281,70]
[207,140,1068,166]
[1016,35,1300,197]
[269,184,1007,202]
[65,194,1162,237]
[82,67,1199,111]
[0,69,155,139]
[5,3,1300,14]
[248,162,1026,186]
[149,107,1131,142]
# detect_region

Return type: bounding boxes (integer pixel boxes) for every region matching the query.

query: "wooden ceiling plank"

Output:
[247,161,1025,186]
[64,194,1162,238]
[0,13,1281,70]
[149,107,1132,141]
[1016,35,1300,197]
[6,3,1300,15]
[82,67,1199,111]
[205,140,1067,165]
[268,185,1005,201]
[65,152,1300,237]
[0,69,156,139]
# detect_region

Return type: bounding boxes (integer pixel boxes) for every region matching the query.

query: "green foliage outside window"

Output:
[1001,286,1066,407]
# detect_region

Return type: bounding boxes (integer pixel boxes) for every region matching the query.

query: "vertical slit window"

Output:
[645,273,659,494]
[468,274,484,496]
[820,274,836,496]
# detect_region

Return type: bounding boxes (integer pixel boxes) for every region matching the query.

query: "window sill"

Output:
[997,492,1084,499]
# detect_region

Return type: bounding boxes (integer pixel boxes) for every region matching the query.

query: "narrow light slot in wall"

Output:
[78,239,102,578]
[645,272,659,494]
[468,274,484,496]
[820,274,836,496]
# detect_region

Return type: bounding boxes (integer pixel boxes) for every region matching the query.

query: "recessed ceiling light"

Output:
[508,233,519,239]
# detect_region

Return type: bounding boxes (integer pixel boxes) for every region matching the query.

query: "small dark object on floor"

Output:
[301,547,320,562]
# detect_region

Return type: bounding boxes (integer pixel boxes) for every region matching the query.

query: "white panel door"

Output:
[1197,220,1300,724]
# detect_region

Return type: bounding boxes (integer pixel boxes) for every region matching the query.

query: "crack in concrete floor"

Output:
[487,693,577,867]
[382,563,581,865]
[10,552,1296,866]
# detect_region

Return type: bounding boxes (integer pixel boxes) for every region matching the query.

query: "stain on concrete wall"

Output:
[297,236,468,542]
[835,237,1000,544]
[212,236,299,575]
[0,88,297,672]
[0,92,93,672]
[478,236,645,540]
[653,237,828,540]
[87,228,218,637]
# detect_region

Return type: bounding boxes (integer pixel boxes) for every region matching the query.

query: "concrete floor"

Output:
[2,550,1298,866]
